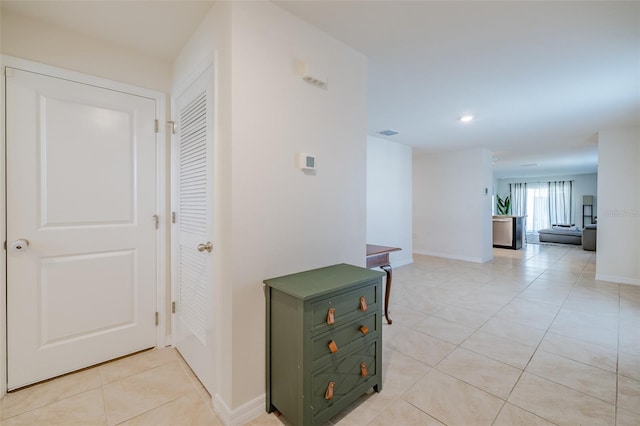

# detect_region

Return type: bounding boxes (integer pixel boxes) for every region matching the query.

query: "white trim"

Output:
[0,57,8,398]
[1,55,169,393]
[172,52,214,102]
[169,90,178,350]
[155,93,169,348]
[2,56,163,101]
[214,393,265,426]
[212,394,231,425]
[595,273,640,286]
[391,257,414,268]
[413,250,492,264]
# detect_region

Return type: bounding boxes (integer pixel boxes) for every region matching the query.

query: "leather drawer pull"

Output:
[327,308,335,325]
[359,325,369,335]
[328,340,338,353]
[325,381,335,400]
[360,362,368,378]
[359,296,367,312]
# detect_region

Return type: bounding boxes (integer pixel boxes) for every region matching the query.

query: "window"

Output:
[511,180,573,233]
[526,183,549,232]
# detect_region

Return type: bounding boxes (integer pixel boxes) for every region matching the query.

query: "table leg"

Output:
[380,264,392,324]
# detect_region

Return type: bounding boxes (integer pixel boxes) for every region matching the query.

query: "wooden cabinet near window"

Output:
[264,264,384,425]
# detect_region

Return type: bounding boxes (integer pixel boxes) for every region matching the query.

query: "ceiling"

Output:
[276,1,639,178]
[2,1,638,178]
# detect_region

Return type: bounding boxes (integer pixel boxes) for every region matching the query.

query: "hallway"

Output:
[1,243,639,425]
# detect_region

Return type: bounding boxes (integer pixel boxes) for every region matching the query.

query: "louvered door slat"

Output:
[178,90,208,344]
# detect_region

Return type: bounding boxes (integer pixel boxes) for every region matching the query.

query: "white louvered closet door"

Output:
[173,66,215,395]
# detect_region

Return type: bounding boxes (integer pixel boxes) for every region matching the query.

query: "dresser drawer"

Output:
[310,283,378,335]
[311,313,378,369]
[265,264,384,426]
[311,340,378,420]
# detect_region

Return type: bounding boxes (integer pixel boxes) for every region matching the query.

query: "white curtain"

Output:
[510,183,528,242]
[548,181,573,225]
[526,182,550,233]
[510,183,527,216]
[516,180,574,233]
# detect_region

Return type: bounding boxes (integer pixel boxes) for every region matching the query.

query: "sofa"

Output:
[582,224,597,251]
[538,225,582,245]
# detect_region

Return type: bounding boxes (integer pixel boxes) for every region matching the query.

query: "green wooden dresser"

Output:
[264,263,385,425]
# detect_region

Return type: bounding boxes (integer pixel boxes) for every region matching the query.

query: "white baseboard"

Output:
[594,273,640,286]
[391,257,414,268]
[212,394,231,425]
[413,250,490,264]
[213,393,265,426]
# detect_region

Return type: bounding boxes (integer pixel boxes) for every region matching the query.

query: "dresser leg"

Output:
[380,264,392,324]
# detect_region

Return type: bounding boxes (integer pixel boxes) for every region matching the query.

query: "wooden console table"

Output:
[366,244,401,324]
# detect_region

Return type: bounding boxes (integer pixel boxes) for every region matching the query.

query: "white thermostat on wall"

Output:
[299,153,316,171]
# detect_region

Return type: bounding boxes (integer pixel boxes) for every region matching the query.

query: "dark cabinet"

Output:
[583,204,593,228]
[264,263,384,425]
[492,216,524,249]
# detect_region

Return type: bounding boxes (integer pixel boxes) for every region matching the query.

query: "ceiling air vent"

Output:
[379,129,399,136]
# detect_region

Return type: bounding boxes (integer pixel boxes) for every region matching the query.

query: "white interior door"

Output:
[173,66,214,394]
[6,67,158,390]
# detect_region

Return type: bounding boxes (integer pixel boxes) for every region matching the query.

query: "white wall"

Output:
[366,136,413,266]
[496,173,598,227]
[0,9,173,92]
[596,127,640,285]
[413,148,493,263]
[229,0,368,411]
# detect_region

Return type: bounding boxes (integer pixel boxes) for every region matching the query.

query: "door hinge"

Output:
[171,212,177,224]
[153,214,159,229]
[154,119,159,134]
[167,121,177,135]
[3,241,6,250]
[155,312,159,326]
[172,301,176,314]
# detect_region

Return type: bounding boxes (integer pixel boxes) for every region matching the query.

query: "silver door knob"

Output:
[11,239,30,252]
[197,242,213,253]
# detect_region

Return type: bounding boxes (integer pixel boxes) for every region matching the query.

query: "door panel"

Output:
[173,66,214,394]
[6,67,158,390]
[40,250,136,345]
[42,97,134,226]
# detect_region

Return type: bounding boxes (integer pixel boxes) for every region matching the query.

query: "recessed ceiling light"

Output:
[379,129,399,136]
[459,115,474,123]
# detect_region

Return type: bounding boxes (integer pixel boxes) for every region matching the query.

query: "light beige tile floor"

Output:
[2,243,639,425]
[0,348,223,426]
[253,244,639,426]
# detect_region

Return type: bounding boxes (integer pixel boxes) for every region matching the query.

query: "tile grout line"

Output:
[321,250,617,425]
[418,247,555,425]
[434,245,565,425]
[499,250,618,422]
[384,247,624,426]
[490,249,578,421]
